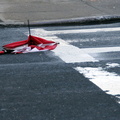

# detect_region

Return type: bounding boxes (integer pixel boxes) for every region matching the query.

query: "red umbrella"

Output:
[1,35,58,54]
[0,20,59,54]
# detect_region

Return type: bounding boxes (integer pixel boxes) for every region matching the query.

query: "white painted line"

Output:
[53,42,97,63]
[81,46,120,53]
[50,27,120,34]
[106,63,120,68]
[74,66,120,96]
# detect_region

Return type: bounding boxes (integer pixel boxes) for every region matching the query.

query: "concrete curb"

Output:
[0,15,120,27]
[31,15,120,26]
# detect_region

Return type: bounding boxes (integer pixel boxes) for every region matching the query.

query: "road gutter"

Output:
[0,15,120,27]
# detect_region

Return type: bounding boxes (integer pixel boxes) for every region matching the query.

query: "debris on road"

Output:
[0,35,58,54]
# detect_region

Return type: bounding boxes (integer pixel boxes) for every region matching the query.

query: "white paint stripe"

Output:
[53,42,97,63]
[75,67,120,96]
[50,27,120,34]
[81,46,120,53]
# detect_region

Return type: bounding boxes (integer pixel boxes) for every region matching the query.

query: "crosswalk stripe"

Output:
[75,66,120,98]
[81,46,120,53]
[49,27,120,34]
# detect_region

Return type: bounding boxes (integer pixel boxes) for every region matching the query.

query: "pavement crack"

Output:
[81,0,108,14]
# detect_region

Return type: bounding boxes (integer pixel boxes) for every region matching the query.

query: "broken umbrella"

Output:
[0,20,59,54]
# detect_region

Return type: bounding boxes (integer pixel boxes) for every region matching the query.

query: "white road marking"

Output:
[49,27,120,34]
[75,65,120,104]
[81,47,120,53]
[30,27,120,104]
[106,63,120,68]
[53,42,98,63]
[74,66,120,95]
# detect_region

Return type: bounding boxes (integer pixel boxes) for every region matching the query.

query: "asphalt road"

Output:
[0,24,120,120]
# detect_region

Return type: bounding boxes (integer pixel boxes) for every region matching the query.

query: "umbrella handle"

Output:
[28,20,31,36]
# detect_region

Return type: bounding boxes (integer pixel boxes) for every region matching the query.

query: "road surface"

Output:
[0,23,120,120]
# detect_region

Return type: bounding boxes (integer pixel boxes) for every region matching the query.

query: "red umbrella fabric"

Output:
[0,35,58,54]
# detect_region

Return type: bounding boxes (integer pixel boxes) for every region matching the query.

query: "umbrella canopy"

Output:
[1,35,58,54]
